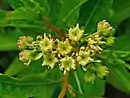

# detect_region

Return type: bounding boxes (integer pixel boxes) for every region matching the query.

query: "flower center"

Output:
[65,61,71,67]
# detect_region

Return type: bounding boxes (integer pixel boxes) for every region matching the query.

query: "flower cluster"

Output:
[18,20,114,82]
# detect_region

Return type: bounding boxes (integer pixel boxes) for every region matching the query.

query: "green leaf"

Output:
[48,0,87,26]
[79,0,114,33]
[48,0,63,23]
[7,7,39,20]
[33,0,50,15]
[0,72,60,98]
[8,0,24,9]
[108,59,130,94]
[101,51,130,94]
[100,33,130,93]
[5,57,25,76]
[109,0,130,27]
[59,0,87,25]
[15,60,45,78]
[83,80,105,97]
[9,0,50,15]
[0,19,45,31]
[69,68,105,97]
[15,59,62,81]
[113,33,130,51]
[0,10,8,23]
[113,51,130,61]
[0,33,17,50]
[113,33,130,60]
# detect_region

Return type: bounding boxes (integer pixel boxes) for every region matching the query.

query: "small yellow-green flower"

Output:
[68,24,84,41]
[57,39,72,55]
[60,56,75,73]
[42,51,58,69]
[96,65,109,78]
[39,33,53,51]
[77,50,92,66]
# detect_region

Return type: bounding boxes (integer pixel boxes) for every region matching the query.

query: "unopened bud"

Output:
[97,20,114,36]
[84,71,96,83]
[19,50,32,65]
[17,36,33,49]
[96,65,109,78]
[106,36,115,46]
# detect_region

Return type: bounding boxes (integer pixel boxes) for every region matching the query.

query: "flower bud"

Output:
[97,20,114,36]
[84,71,96,83]
[106,36,115,46]
[96,65,109,78]
[17,36,33,50]
[19,50,32,65]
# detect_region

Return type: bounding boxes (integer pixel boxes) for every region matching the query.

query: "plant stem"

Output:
[58,72,68,98]
[73,71,83,94]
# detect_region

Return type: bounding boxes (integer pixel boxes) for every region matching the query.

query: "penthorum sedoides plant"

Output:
[17,20,115,98]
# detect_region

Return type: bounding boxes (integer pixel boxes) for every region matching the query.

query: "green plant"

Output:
[0,0,130,98]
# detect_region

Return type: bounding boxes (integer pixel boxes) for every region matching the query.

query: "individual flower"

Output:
[96,65,109,78]
[60,56,75,74]
[17,36,33,49]
[42,51,58,69]
[39,33,53,51]
[57,39,72,55]
[97,20,114,36]
[77,50,93,66]
[68,24,84,41]
[19,50,32,65]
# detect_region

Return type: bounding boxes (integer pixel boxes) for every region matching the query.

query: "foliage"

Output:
[0,0,130,98]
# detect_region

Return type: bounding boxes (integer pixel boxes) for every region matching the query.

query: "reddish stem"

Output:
[58,73,69,98]
[43,18,64,37]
